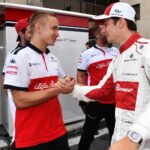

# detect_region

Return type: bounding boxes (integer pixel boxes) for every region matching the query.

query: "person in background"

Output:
[79,39,96,114]
[4,12,75,150]
[76,24,119,150]
[1,18,31,144]
[85,40,96,49]
[72,2,150,150]
[2,18,31,81]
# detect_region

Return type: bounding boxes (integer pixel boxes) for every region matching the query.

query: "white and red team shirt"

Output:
[77,45,119,104]
[4,43,66,148]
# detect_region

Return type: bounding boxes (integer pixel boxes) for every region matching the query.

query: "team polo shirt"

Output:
[78,45,119,104]
[2,43,23,75]
[4,43,66,148]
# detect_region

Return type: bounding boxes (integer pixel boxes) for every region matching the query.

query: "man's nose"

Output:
[56,30,59,37]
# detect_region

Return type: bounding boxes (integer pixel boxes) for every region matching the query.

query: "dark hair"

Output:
[86,40,96,48]
[17,28,26,42]
[111,17,137,31]
[90,25,100,36]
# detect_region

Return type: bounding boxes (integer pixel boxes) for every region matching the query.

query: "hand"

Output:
[109,136,139,150]
[54,78,66,91]
[65,76,75,82]
[55,77,75,94]
[61,78,76,94]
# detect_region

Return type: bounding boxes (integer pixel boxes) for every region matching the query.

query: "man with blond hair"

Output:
[4,12,74,150]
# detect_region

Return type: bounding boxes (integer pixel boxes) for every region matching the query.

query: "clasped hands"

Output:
[55,76,76,94]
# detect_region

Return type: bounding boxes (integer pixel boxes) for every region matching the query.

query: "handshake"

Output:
[54,76,96,103]
[55,76,76,94]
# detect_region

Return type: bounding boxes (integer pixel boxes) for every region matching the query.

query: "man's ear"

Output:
[34,22,41,33]
[117,18,126,28]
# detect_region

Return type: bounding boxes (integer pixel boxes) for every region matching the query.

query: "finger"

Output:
[58,78,66,85]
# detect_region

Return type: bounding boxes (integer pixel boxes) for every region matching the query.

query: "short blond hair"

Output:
[29,12,57,35]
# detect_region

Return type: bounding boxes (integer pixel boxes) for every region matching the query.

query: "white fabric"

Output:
[77,45,119,71]
[4,46,65,88]
[7,90,16,143]
[93,2,136,22]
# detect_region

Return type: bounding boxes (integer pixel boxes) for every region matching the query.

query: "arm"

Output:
[11,87,60,109]
[10,77,75,109]
[72,59,115,102]
[77,70,87,85]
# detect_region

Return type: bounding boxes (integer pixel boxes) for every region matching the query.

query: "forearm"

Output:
[12,87,60,109]
[72,74,114,102]
[77,70,86,85]
[72,85,97,102]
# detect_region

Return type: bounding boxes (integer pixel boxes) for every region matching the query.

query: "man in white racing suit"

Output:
[72,2,150,150]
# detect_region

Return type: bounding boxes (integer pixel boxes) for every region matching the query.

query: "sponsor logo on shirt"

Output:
[50,57,57,62]
[122,73,137,76]
[116,84,133,92]
[91,54,100,57]
[96,62,110,69]
[34,81,55,90]
[121,119,133,125]
[29,63,41,67]
[6,70,17,75]
[7,65,18,70]
[124,58,137,62]
[10,59,16,64]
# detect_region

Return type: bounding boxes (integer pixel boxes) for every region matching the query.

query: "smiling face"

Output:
[102,18,121,44]
[39,16,59,46]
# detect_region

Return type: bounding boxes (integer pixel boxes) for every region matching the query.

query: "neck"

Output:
[20,40,26,47]
[30,37,47,52]
[117,30,136,47]
[96,39,107,47]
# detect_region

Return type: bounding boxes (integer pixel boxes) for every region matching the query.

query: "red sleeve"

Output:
[85,74,114,101]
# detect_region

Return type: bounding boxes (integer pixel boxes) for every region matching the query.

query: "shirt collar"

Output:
[119,32,142,53]
[27,43,50,54]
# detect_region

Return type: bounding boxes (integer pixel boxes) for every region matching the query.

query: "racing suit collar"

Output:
[120,32,141,53]
[27,43,50,54]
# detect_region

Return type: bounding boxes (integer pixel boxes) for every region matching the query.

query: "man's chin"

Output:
[48,42,55,46]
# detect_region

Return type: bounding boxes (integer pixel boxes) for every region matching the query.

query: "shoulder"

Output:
[135,38,150,55]
[110,46,119,53]
[80,47,95,57]
[48,53,60,62]
[10,46,32,63]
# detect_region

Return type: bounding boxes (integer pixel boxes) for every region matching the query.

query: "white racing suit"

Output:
[72,32,150,149]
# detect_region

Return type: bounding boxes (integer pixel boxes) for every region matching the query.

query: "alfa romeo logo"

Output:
[114,9,122,13]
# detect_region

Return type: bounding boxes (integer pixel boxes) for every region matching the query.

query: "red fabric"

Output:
[120,32,141,53]
[104,3,116,15]
[88,59,112,85]
[15,18,29,33]
[15,76,66,148]
[85,74,115,104]
[115,81,139,111]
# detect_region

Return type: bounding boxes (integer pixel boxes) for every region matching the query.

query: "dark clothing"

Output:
[78,102,115,150]
[14,133,70,150]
